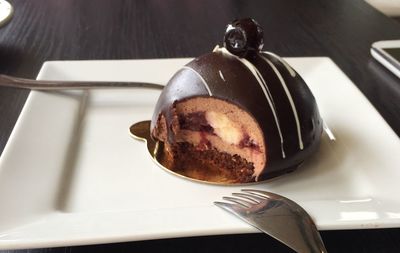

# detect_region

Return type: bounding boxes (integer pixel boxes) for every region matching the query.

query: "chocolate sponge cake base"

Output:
[159,142,255,184]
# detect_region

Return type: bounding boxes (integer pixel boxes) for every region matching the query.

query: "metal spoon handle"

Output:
[0,74,164,90]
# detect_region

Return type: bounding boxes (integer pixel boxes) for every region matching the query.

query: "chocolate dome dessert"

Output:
[150,18,323,184]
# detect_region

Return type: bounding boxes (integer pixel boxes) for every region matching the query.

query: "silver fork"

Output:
[214,189,327,253]
[0,74,164,90]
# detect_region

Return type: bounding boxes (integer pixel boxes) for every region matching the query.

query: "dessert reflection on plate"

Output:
[130,18,323,185]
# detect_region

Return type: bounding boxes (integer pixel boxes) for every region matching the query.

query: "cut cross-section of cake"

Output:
[153,96,266,183]
[150,18,323,184]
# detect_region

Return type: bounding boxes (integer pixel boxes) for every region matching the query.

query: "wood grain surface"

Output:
[0,0,400,252]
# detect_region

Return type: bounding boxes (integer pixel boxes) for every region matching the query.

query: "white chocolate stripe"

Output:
[217,47,286,158]
[182,66,213,96]
[213,45,220,52]
[263,51,296,77]
[262,56,304,150]
[218,70,226,82]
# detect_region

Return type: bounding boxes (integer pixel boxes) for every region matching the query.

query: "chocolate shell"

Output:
[150,19,323,183]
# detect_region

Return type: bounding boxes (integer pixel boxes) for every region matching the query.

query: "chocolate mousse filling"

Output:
[178,112,214,133]
[178,112,260,151]
[239,133,261,151]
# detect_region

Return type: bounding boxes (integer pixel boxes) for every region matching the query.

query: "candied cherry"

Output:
[224,18,264,58]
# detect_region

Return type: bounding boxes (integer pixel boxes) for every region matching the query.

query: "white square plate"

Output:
[0,57,399,249]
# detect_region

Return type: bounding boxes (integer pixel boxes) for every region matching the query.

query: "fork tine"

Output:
[214,201,238,211]
[242,189,275,199]
[214,201,249,221]
[232,192,261,204]
[223,196,253,207]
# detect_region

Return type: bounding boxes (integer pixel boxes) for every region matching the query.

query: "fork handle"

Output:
[0,74,165,90]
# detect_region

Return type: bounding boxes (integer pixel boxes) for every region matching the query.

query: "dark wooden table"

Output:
[1,0,400,252]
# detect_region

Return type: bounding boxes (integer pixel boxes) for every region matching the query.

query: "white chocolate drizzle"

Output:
[182,66,213,96]
[263,51,296,77]
[261,56,304,150]
[218,70,226,82]
[213,45,220,52]
[323,121,336,141]
[216,46,286,158]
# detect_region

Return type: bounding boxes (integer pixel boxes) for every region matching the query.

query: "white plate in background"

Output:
[0,57,399,249]
[0,0,13,27]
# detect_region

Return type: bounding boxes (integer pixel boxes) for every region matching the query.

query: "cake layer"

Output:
[163,142,255,183]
